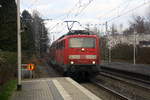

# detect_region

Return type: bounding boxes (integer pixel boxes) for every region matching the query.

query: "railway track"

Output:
[101,67,150,85]
[90,79,130,100]
[100,67,150,90]
[89,70,150,100]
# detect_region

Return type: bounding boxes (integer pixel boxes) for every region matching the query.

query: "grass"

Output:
[0,80,17,100]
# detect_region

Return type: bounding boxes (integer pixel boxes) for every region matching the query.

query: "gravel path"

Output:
[34,60,61,78]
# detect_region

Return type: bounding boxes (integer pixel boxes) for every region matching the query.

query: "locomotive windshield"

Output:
[69,37,96,48]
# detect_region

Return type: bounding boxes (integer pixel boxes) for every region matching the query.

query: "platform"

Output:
[11,77,101,100]
[101,62,150,76]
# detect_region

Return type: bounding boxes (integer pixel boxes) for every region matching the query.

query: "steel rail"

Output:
[100,69,150,90]
[91,79,131,100]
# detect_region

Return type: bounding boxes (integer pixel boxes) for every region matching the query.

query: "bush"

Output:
[0,52,17,85]
[136,47,150,64]
[111,43,150,64]
[111,43,133,61]
[0,80,17,100]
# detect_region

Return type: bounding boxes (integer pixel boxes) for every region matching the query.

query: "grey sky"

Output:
[20,0,150,40]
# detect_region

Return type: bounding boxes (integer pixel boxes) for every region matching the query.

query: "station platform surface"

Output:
[101,62,150,76]
[11,77,101,100]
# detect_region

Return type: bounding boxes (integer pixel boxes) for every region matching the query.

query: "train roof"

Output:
[56,35,98,43]
[67,30,91,35]
[50,33,99,47]
[57,30,97,40]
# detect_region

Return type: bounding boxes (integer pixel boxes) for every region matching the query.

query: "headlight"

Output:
[86,55,96,59]
[81,48,85,51]
[69,55,80,59]
[92,61,96,64]
[70,61,74,64]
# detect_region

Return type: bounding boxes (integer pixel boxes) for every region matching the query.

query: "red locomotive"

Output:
[49,30,101,76]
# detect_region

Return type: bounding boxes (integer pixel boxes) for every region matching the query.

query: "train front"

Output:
[65,35,100,73]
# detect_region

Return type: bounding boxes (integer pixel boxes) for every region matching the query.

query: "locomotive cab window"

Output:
[69,37,96,48]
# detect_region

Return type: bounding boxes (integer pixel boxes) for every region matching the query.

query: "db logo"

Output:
[27,64,35,71]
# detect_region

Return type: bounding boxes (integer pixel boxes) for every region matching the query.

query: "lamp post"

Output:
[133,24,136,65]
[17,0,22,91]
[133,31,136,65]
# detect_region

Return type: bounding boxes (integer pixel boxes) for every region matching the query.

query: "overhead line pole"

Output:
[17,0,22,90]
[133,30,136,65]
[105,22,108,63]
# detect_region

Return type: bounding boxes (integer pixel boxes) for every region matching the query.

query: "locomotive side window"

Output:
[57,40,65,49]
[69,37,96,48]
[61,40,65,48]
[56,43,59,49]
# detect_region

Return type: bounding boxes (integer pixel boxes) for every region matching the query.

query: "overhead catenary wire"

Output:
[74,0,94,18]
[60,0,94,19]
[50,24,67,42]
[54,0,85,20]
[119,0,133,14]
[67,0,144,29]
[70,0,135,31]
[66,0,84,18]
[48,22,60,32]
[105,0,150,23]
[26,0,40,9]
[48,0,140,35]
[62,0,95,31]
[47,0,84,32]
[97,0,139,19]
[46,0,95,33]
[50,0,147,34]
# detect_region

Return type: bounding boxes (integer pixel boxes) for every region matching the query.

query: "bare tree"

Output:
[145,6,150,34]
[129,16,145,34]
